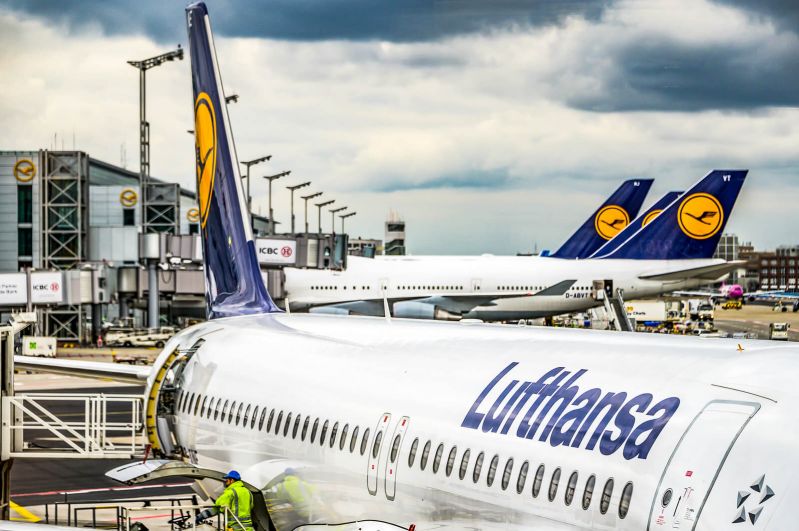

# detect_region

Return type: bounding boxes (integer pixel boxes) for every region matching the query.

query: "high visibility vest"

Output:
[215,481,254,531]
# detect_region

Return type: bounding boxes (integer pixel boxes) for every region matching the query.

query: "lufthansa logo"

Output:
[594,205,630,240]
[194,92,217,228]
[14,159,36,182]
[677,193,723,240]
[187,207,200,223]
[642,209,661,227]
[119,188,138,207]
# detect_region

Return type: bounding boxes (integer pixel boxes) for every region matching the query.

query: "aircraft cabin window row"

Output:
[310,285,372,291]
[403,436,632,519]
[308,285,470,291]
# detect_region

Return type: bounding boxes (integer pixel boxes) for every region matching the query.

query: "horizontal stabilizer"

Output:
[14,355,150,384]
[638,261,743,281]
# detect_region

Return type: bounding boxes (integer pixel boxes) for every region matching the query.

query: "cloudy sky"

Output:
[1,0,797,254]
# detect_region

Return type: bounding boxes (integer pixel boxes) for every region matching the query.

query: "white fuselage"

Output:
[284,256,726,319]
[153,313,799,530]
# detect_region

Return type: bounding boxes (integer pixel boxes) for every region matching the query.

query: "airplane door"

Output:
[384,416,410,501]
[367,413,391,496]
[647,400,760,530]
[471,278,482,292]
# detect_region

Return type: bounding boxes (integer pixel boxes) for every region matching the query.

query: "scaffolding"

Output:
[145,182,180,234]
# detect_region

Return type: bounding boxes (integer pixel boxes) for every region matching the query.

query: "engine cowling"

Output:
[393,300,460,320]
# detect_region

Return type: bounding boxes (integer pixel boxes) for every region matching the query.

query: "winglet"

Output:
[600,170,747,260]
[551,179,653,259]
[187,2,280,318]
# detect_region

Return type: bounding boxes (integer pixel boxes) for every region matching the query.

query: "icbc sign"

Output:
[256,239,297,265]
[30,272,63,304]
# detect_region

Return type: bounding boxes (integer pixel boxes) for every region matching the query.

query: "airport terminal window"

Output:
[302,417,310,441]
[243,404,251,426]
[258,408,267,430]
[274,410,284,435]
[390,435,402,463]
[501,458,514,491]
[459,449,471,480]
[565,471,578,506]
[320,420,329,446]
[432,443,444,474]
[548,468,561,502]
[292,414,301,439]
[516,461,529,494]
[123,208,135,226]
[582,475,596,510]
[284,413,293,437]
[17,185,33,223]
[619,482,633,519]
[373,430,384,459]
[472,452,484,483]
[600,478,614,515]
[311,418,319,443]
[486,455,499,487]
[350,426,359,453]
[445,446,457,477]
[340,424,349,450]
[532,465,545,498]
[235,402,244,425]
[330,422,339,448]
[360,428,371,456]
[420,440,431,470]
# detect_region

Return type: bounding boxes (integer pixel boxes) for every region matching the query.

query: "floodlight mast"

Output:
[287,181,311,233]
[263,171,291,234]
[301,192,323,234]
[315,200,335,234]
[340,211,356,233]
[240,156,271,227]
[329,206,348,234]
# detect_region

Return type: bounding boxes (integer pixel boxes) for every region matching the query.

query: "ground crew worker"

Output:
[195,471,254,531]
[275,468,314,521]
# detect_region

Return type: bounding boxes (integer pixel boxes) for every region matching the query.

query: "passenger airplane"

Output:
[675,283,745,303]
[12,4,798,531]
[286,172,746,320]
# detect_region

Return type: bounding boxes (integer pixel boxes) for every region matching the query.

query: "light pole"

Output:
[315,200,335,234]
[340,211,356,233]
[301,192,322,234]
[263,171,291,234]
[286,181,310,234]
[240,156,271,226]
[330,206,348,233]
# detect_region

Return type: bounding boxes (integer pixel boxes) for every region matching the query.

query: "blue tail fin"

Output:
[600,170,747,260]
[590,191,682,258]
[550,178,653,259]
[186,2,280,318]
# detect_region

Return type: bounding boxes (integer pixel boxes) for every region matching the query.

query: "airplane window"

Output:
[194,395,204,416]
[486,455,499,487]
[350,426,359,453]
[501,458,514,491]
[582,474,596,510]
[311,418,319,443]
[432,444,444,474]
[206,397,215,418]
[532,464,545,498]
[408,438,419,467]
[301,416,310,441]
[600,479,614,515]
[565,471,578,506]
[214,399,222,421]
[267,409,275,432]
[199,396,208,417]
[228,401,237,424]
[235,402,244,425]
[459,449,471,480]
[242,404,251,426]
[420,440,432,470]
[360,428,371,456]
[619,482,633,519]
[257,407,266,430]
[292,414,301,439]
[445,446,457,477]
[249,406,258,428]
[372,430,384,459]
[548,468,562,502]
[176,391,183,412]
[390,435,401,463]
[472,452,484,483]
[186,393,195,414]
[330,422,339,448]
[340,424,349,451]
[320,420,329,446]
[221,400,230,422]
[274,410,283,434]
[516,461,529,494]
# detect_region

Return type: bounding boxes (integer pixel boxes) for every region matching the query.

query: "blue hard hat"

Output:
[223,470,241,481]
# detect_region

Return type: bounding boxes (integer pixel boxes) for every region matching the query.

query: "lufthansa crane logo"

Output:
[14,159,36,182]
[194,92,217,228]
[594,205,630,240]
[187,207,200,223]
[642,209,661,227]
[678,193,723,240]
[119,188,138,207]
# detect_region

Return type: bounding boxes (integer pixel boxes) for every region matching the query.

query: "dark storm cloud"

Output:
[714,0,799,33]
[567,37,799,112]
[1,0,610,42]
[375,168,516,192]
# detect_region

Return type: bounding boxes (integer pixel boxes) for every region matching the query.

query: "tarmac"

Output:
[713,302,799,341]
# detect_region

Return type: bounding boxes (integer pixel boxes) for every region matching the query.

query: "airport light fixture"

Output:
[315,200,335,234]
[301,192,323,234]
[330,206,348,233]
[263,171,291,234]
[240,156,271,225]
[340,211,356,233]
[286,181,311,234]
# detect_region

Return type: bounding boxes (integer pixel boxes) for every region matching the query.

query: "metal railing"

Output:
[2,393,145,458]
[46,495,198,530]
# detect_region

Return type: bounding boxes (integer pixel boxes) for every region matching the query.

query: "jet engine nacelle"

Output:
[393,301,460,321]
[309,306,353,316]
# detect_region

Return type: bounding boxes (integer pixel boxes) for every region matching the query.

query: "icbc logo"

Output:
[281,246,292,258]
[51,282,60,292]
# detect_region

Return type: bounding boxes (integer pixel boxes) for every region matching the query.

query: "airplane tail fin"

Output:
[590,191,682,258]
[186,2,280,318]
[550,178,653,259]
[599,170,747,260]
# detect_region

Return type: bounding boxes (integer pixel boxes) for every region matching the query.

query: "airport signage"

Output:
[31,271,63,304]
[0,273,27,305]
[256,238,297,265]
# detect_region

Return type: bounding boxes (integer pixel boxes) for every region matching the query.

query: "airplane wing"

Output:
[638,261,743,281]
[672,289,721,298]
[14,355,151,384]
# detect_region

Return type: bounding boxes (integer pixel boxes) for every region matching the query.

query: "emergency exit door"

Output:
[647,400,759,530]
[367,413,391,496]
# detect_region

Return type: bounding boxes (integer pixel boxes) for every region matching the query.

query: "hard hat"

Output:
[223,470,241,481]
